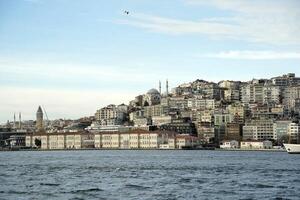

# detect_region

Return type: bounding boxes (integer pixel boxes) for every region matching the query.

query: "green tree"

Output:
[34,138,41,148]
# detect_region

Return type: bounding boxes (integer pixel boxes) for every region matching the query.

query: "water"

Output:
[0,150,300,200]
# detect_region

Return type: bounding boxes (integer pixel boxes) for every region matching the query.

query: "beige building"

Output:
[240,140,273,149]
[175,135,199,149]
[25,130,187,150]
[26,132,89,149]
[152,115,172,126]
[94,130,177,149]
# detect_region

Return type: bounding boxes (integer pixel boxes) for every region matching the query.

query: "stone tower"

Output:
[36,106,43,131]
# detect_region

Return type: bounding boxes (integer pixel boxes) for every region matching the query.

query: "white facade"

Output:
[187,99,215,110]
[220,140,239,149]
[152,116,172,126]
[240,140,273,149]
[288,123,300,142]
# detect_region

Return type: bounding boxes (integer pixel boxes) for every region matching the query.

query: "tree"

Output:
[277,134,289,146]
[34,138,41,148]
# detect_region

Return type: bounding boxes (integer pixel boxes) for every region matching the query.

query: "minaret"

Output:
[36,106,44,131]
[159,80,161,95]
[166,79,169,96]
[19,112,22,129]
[13,113,16,129]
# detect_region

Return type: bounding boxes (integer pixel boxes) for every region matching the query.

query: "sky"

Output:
[0,0,300,122]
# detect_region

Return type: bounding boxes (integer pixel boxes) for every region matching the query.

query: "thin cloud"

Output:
[0,86,136,122]
[201,51,300,60]
[117,1,300,45]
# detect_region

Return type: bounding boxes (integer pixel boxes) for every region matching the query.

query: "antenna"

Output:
[19,112,21,129]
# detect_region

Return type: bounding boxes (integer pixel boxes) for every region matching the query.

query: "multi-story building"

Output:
[95,104,128,125]
[218,80,241,102]
[144,105,169,118]
[288,123,300,143]
[159,118,197,135]
[263,85,280,104]
[94,130,177,149]
[283,86,300,111]
[227,103,245,121]
[152,115,172,126]
[214,113,234,126]
[273,121,291,142]
[187,99,215,110]
[240,140,273,149]
[175,134,199,149]
[197,110,213,123]
[243,119,274,140]
[197,122,215,143]
[225,123,243,141]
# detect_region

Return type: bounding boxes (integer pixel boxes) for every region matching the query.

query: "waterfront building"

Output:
[240,140,273,149]
[287,123,300,143]
[273,121,292,142]
[94,130,177,149]
[243,119,274,140]
[197,122,215,143]
[175,134,199,149]
[49,134,65,149]
[242,125,257,140]
[8,135,26,148]
[219,140,239,149]
[225,123,243,141]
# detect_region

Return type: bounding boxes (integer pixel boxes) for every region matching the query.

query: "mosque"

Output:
[142,80,169,106]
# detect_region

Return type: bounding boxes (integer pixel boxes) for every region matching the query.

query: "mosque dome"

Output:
[147,88,160,95]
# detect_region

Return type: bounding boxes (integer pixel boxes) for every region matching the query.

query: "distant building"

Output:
[197,122,215,143]
[225,123,243,141]
[95,104,128,125]
[240,140,273,149]
[287,123,300,143]
[220,140,239,149]
[243,119,274,140]
[36,106,43,131]
[159,118,196,135]
[214,113,234,126]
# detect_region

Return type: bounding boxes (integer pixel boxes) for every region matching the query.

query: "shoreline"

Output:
[0,148,287,152]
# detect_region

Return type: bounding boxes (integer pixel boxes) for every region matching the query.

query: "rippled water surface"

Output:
[0,150,300,200]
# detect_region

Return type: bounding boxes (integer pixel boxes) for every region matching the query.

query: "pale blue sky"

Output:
[1,0,300,122]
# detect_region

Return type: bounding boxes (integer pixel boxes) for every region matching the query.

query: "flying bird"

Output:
[124,11,129,15]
